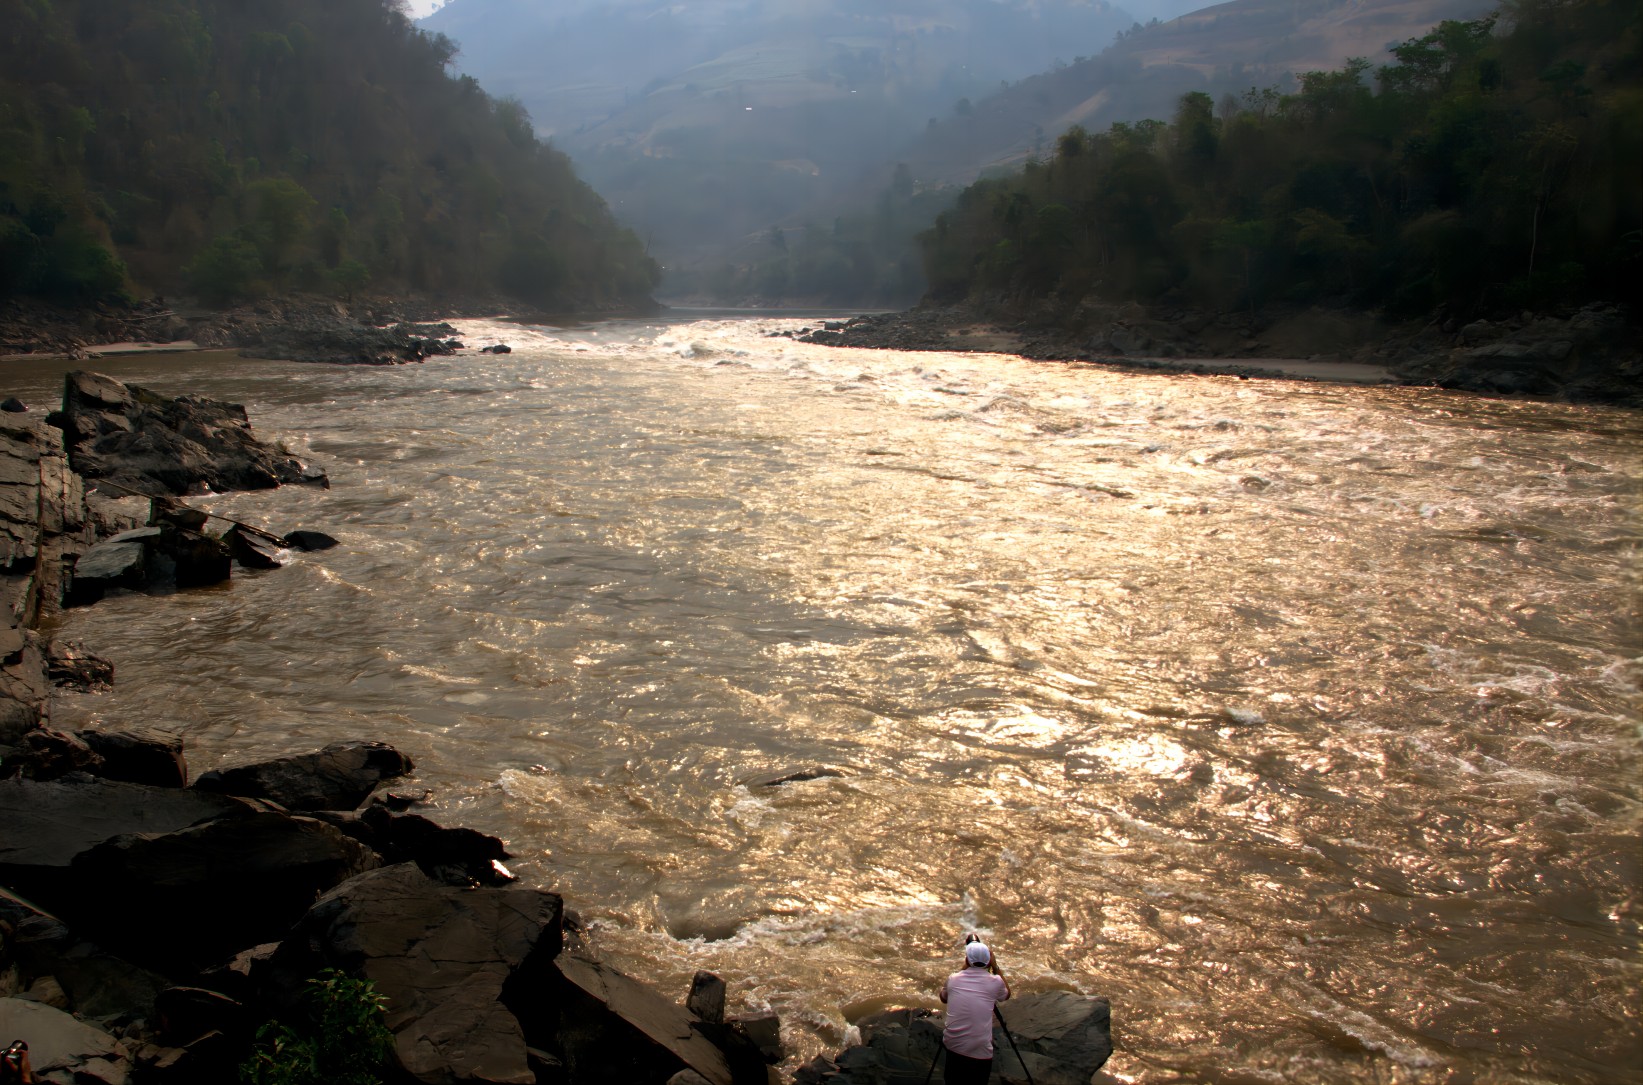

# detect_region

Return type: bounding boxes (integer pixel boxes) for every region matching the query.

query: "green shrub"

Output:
[34,224,127,301]
[239,970,395,1085]
[327,258,371,298]
[0,217,42,294]
[188,234,266,305]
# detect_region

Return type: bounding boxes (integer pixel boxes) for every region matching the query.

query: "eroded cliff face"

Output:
[0,413,95,742]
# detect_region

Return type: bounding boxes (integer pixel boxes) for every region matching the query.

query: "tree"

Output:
[188,235,265,304]
[243,178,316,275]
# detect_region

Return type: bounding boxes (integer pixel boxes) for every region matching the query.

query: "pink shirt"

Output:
[941,967,1010,1058]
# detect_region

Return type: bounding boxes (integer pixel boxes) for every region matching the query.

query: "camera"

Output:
[1,1041,26,1083]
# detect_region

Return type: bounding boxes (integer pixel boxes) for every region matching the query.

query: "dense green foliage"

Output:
[668,164,950,304]
[240,970,395,1085]
[0,0,658,307]
[920,0,1641,317]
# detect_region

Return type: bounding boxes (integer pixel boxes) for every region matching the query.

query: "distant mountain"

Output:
[422,0,1136,268]
[899,0,1497,185]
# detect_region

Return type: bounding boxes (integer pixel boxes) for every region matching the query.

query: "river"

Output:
[8,315,1640,1083]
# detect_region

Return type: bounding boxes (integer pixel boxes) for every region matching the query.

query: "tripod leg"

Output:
[993,1005,1036,1085]
[922,1040,944,1085]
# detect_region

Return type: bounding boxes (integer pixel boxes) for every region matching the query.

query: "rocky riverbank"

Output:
[790,300,1643,407]
[0,372,1115,1084]
[0,295,525,367]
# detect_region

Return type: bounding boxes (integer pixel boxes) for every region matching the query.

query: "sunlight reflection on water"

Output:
[20,315,1641,1082]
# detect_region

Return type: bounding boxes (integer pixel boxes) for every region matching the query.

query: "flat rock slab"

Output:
[554,955,733,1085]
[67,537,146,584]
[0,774,244,872]
[0,997,131,1085]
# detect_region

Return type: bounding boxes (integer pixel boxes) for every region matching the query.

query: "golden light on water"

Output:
[19,316,1640,1082]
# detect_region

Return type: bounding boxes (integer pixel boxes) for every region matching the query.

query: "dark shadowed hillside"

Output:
[0,0,657,310]
[901,0,1498,185]
[919,0,1640,325]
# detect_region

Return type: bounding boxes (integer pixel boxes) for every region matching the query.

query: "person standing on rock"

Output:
[938,937,1011,1084]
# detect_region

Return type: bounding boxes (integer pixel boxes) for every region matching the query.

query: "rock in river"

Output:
[49,370,327,497]
[192,740,415,811]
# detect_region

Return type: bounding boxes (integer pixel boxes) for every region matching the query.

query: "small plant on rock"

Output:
[240,969,395,1085]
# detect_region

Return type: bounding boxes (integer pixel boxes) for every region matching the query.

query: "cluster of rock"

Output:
[0,406,145,745]
[1,372,338,745]
[0,300,193,360]
[798,301,1641,406]
[1384,305,1641,403]
[181,296,525,365]
[794,999,1111,1085]
[197,307,467,365]
[1,295,520,367]
[0,736,803,1085]
[50,370,328,498]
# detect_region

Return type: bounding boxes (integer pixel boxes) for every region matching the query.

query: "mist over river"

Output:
[11,316,1640,1083]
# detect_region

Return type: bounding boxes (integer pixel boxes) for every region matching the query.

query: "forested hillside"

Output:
[900,0,1493,186]
[920,0,1640,319]
[0,0,658,310]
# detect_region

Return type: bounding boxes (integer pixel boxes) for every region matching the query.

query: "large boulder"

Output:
[0,774,245,899]
[270,862,563,1085]
[548,955,737,1085]
[73,728,187,788]
[193,741,414,811]
[71,807,379,971]
[356,806,513,887]
[61,529,152,605]
[0,997,132,1085]
[989,991,1113,1084]
[825,993,1112,1085]
[0,775,377,970]
[50,370,327,497]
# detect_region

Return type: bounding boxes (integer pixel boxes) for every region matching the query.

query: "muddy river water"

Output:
[10,315,1640,1083]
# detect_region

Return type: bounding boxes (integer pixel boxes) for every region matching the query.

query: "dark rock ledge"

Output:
[0,734,1114,1085]
[792,302,1642,407]
[0,295,516,368]
[0,737,757,1085]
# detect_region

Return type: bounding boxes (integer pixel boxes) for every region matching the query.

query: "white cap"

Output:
[965,941,991,966]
